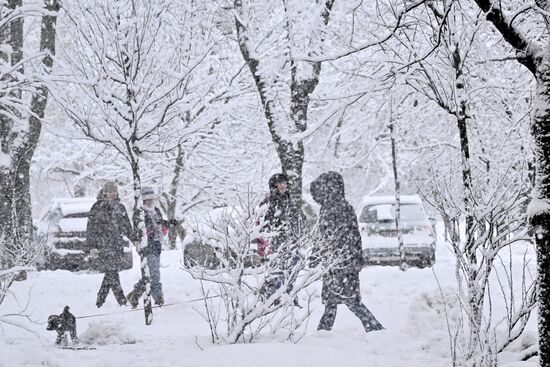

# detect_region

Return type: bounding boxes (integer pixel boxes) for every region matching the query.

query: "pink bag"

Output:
[257,236,272,257]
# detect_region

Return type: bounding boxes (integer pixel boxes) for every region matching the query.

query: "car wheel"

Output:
[415,256,433,269]
[362,253,370,266]
[428,251,436,266]
[68,263,79,272]
[416,260,428,269]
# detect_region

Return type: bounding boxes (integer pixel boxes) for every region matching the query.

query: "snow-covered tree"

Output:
[49,0,233,324]
[233,0,339,222]
[289,1,537,363]
[0,0,59,304]
[184,195,338,344]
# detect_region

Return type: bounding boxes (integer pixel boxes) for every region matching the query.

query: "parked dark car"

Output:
[357,195,436,268]
[37,198,133,272]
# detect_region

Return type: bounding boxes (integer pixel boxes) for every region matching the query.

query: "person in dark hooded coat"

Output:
[310,171,383,333]
[87,181,136,307]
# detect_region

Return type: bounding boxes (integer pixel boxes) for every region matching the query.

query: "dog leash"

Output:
[75,294,221,320]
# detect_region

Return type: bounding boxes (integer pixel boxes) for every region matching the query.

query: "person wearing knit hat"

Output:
[127,186,175,308]
[103,181,118,194]
[141,186,156,201]
[87,181,137,308]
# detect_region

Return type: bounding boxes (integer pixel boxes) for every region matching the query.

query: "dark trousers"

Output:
[318,300,384,333]
[96,271,126,306]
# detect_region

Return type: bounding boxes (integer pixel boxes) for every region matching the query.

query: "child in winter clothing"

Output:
[127,187,174,308]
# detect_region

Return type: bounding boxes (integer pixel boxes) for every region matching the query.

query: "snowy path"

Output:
[0,226,538,367]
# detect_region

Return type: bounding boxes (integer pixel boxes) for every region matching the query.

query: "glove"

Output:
[133,228,143,241]
[136,243,149,257]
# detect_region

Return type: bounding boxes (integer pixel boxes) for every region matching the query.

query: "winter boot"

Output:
[95,293,106,308]
[317,304,337,331]
[127,291,139,309]
[154,296,164,307]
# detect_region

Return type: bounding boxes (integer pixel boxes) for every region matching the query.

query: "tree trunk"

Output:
[166,145,184,249]
[0,0,24,270]
[530,53,550,366]
[389,121,405,268]
[14,0,60,249]
[234,0,335,227]
[452,42,485,363]
[278,140,305,229]
[0,0,58,274]
[8,0,23,66]
[455,96,482,343]
[129,153,153,326]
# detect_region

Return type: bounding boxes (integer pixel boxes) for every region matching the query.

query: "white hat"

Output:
[142,186,157,201]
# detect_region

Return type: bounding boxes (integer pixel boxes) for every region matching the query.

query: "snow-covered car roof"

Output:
[37,198,96,235]
[46,197,96,217]
[360,195,423,207]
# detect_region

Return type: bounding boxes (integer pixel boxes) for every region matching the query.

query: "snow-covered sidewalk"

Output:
[0,233,538,367]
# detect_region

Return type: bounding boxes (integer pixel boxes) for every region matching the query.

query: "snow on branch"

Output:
[472,0,540,74]
[182,195,339,344]
[527,198,550,219]
[0,266,35,278]
[298,0,429,63]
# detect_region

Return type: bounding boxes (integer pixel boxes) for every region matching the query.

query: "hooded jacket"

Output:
[310,171,364,303]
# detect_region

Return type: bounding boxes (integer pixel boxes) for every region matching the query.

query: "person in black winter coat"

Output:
[310,171,383,333]
[257,173,301,306]
[87,181,136,307]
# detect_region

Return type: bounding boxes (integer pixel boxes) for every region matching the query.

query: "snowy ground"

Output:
[0,223,539,367]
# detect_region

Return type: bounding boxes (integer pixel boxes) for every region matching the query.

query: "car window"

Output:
[360,203,426,223]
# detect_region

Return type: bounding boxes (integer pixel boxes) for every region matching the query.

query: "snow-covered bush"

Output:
[80,320,137,345]
[0,235,46,308]
[428,170,536,366]
[183,195,334,344]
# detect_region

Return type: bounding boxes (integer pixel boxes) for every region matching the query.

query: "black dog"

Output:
[46,306,78,345]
